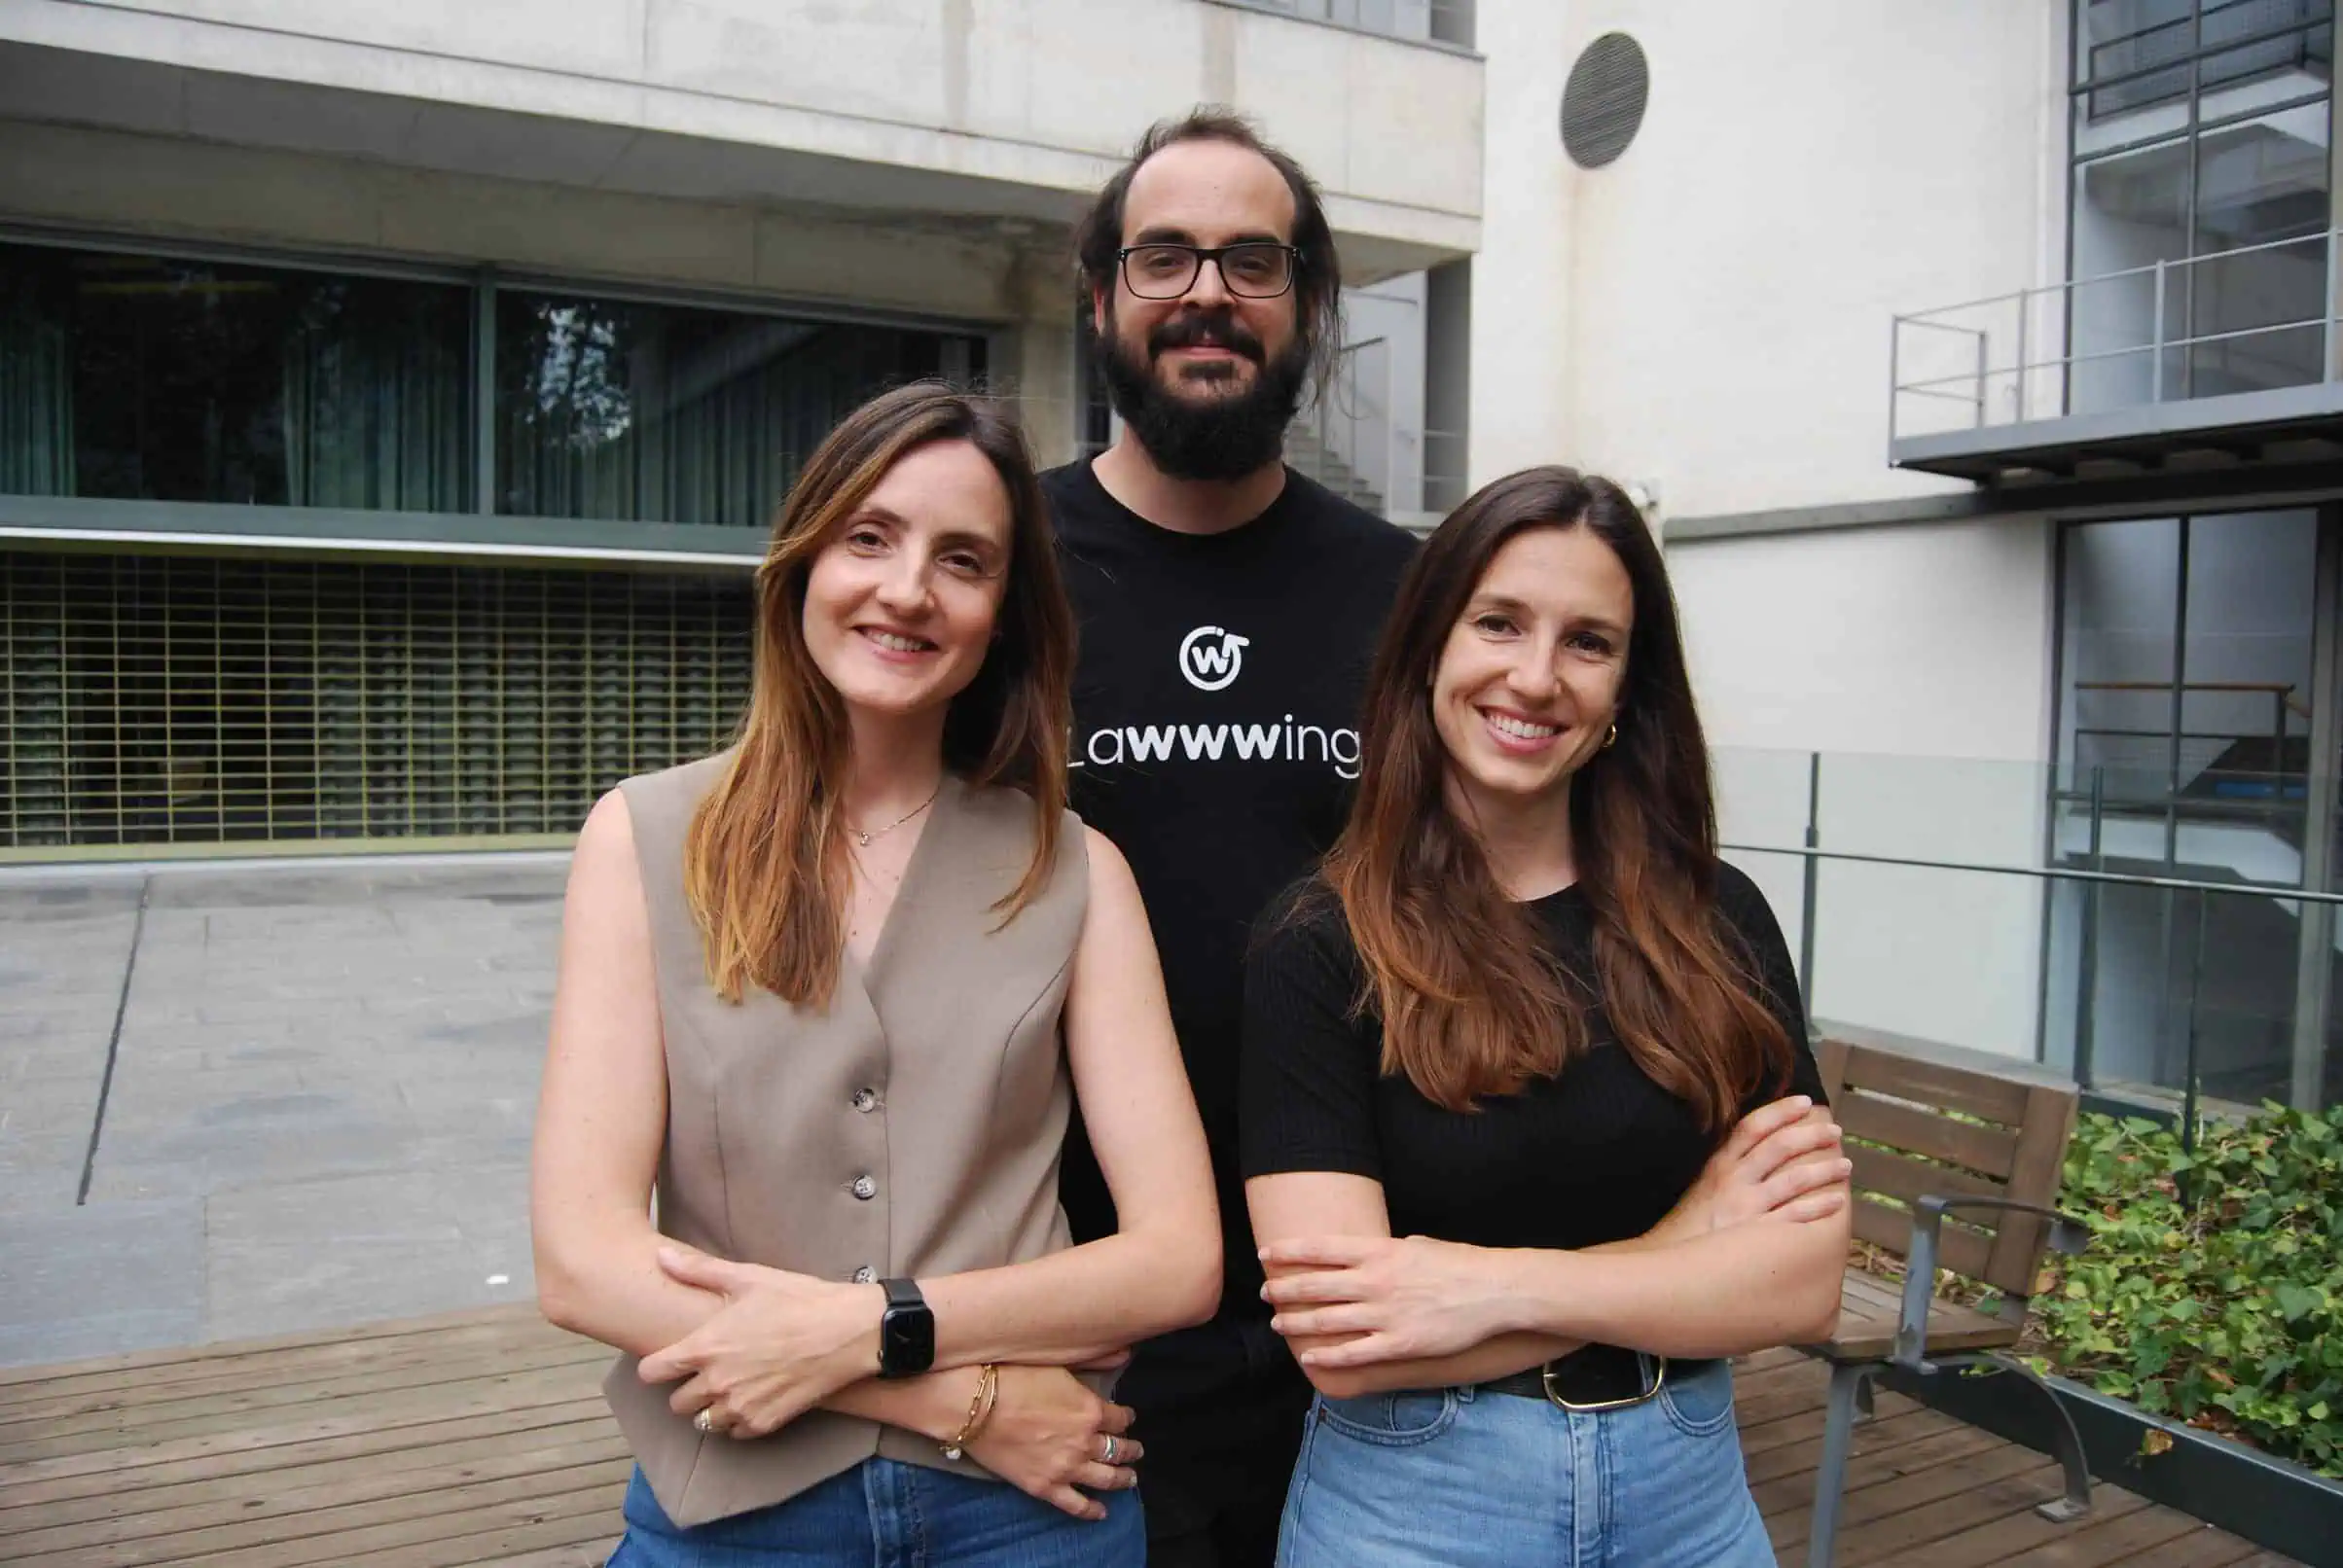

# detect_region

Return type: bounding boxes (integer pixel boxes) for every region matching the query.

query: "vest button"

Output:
[852,1087,880,1113]
[851,1175,878,1200]
[852,1265,877,1284]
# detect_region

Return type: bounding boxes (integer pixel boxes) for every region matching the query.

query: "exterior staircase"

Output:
[1285,422,1386,517]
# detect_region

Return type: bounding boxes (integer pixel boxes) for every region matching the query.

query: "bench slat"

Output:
[1831,1042,2036,1126]
[1835,1087,2022,1179]
[1983,1080,2082,1297]
[1848,1145,2011,1213]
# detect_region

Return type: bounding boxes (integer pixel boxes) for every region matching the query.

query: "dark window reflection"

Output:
[496,293,985,526]
[0,243,471,509]
[2051,511,2323,1107]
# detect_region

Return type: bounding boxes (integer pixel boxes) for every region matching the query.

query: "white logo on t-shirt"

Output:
[1178,625,1250,692]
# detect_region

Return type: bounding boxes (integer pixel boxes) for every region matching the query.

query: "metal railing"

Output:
[1734,831,2342,1146]
[2070,679,2309,803]
[1210,0,1474,49]
[2080,0,2329,120]
[1297,337,1403,513]
[1725,750,2339,1128]
[1888,225,2343,451]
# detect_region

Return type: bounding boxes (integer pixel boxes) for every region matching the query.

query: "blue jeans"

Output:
[608,1459,1145,1567]
[1277,1358,1772,1567]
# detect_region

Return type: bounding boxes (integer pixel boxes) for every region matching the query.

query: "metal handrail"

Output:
[1895,314,2343,396]
[2080,0,2327,101]
[1723,839,2343,905]
[1901,225,2340,327]
[2075,677,2310,719]
[1303,337,1400,513]
[1731,746,2341,1117]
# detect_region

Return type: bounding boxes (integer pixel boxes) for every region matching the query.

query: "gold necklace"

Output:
[849,784,941,849]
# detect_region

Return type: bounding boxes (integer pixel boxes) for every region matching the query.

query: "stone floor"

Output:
[0,857,568,1367]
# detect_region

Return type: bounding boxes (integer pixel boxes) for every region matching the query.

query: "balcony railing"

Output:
[1888,225,2343,465]
[2081,0,2331,121]
[1208,0,1475,50]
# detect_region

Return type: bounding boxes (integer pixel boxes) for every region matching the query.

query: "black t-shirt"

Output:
[1045,458,1418,1362]
[1240,862,1827,1250]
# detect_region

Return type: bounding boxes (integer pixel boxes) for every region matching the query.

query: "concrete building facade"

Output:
[9,0,2337,1115]
[0,0,1480,854]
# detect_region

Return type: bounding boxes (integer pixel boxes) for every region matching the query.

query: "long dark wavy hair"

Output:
[684,381,1074,1008]
[1322,466,1792,1128]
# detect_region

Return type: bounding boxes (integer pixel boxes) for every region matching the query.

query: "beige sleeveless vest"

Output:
[607,754,1091,1526]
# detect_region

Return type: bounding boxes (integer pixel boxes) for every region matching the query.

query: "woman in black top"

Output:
[1241,468,1853,1566]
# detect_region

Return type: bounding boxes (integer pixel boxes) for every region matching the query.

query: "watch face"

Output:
[883,1302,935,1376]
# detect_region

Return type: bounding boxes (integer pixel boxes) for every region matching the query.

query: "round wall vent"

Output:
[1561,33,1649,169]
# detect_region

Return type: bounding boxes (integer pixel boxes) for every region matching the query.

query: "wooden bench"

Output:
[1799,1034,2097,1568]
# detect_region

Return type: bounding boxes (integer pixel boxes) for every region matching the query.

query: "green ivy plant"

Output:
[2025,1105,2343,1479]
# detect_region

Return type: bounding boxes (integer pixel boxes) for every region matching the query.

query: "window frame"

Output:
[0,224,1014,559]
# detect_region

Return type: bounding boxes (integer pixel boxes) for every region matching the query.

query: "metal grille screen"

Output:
[1561,32,1649,170]
[2,551,752,853]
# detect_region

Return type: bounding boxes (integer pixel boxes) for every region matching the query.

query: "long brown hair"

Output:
[1323,467,1791,1129]
[684,381,1074,1008]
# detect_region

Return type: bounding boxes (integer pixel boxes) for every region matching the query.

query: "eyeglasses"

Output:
[1117,243,1300,301]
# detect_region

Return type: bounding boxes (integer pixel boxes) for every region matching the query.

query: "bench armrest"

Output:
[1892,1195,2092,1372]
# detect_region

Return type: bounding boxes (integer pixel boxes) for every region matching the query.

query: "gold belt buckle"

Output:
[1541,1353,1668,1412]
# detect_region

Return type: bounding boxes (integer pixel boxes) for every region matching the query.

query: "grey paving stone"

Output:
[0,1197,203,1367]
[203,1163,535,1341]
[0,880,144,919]
[0,1138,89,1216]
[0,858,567,1358]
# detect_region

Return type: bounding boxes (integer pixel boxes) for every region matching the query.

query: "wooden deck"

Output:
[0,1307,2303,1567]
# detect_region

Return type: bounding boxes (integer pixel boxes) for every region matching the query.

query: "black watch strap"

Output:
[876,1277,934,1379]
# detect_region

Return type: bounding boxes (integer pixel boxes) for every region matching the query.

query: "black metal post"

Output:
[2075,767,2107,1090]
[2181,890,2209,1208]
[1800,751,1820,1022]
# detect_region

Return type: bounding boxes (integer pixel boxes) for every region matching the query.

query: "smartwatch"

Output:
[876,1277,935,1379]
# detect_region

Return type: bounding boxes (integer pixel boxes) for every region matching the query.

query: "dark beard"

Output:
[1099,307,1312,483]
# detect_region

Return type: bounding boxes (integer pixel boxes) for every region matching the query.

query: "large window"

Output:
[2069,1,2334,413]
[0,246,472,510]
[0,240,991,529]
[2047,508,2336,1110]
[496,291,983,527]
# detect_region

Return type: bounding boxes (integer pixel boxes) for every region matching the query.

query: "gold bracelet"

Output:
[940,1363,999,1461]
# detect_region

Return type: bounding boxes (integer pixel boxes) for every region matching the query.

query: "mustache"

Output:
[1148,312,1265,363]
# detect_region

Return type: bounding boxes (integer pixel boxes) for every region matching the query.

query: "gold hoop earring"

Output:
[1603,722,1619,750]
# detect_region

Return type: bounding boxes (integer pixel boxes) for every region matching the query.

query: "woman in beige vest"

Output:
[532,382,1220,1565]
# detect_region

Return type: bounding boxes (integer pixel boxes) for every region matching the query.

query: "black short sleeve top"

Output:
[1238,862,1827,1251]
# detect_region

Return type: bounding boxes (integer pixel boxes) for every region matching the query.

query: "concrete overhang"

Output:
[0,0,1482,283]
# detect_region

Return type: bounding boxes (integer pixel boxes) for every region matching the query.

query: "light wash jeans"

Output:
[607,1457,1144,1568]
[1276,1357,1773,1568]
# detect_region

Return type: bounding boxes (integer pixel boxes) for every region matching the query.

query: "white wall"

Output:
[1471,0,2069,519]
[1465,0,1573,486]
[1463,1,2078,1056]
[1676,517,2060,1059]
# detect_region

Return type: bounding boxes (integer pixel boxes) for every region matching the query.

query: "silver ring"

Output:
[1101,1434,1119,1465]
[693,1408,717,1436]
